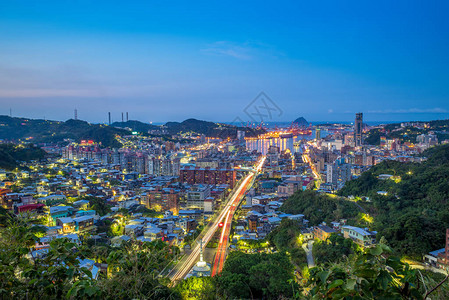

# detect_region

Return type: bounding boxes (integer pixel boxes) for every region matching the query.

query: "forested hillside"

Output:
[280,190,361,225]
[339,144,449,258]
[0,144,46,170]
[165,118,265,138]
[0,116,127,147]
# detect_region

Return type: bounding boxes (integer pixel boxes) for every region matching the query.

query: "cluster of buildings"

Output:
[3,114,448,279]
[63,144,181,176]
[0,133,264,275]
[304,114,437,192]
[230,188,377,249]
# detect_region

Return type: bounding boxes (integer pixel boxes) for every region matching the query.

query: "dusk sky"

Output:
[1,1,448,123]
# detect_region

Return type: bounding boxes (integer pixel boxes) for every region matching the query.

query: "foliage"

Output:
[100,240,180,299]
[338,144,449,258]
[0,143,46,170]
[0,218,100,299]
[184,224,204,246]
[416,270,449,299]
[134,206,164,218]
[235,238,269,250]
[0,206,14,227]
[364,128,383,145]
[0,216,180,299]
[165,118,265,138]
[280,190,361,225]
[216,251,297,299]
[110,221,124,236]
[312,233,357,265]
[304,244,424,299]
[85,196,111,216]
[111,120,160,133]
[0,116,128,148]
[268,219,302,250]
[175,276,216,300]
[266,219,308,267]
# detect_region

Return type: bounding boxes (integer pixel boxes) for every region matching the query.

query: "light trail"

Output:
[211,156,265,276]
[169,156,266,283]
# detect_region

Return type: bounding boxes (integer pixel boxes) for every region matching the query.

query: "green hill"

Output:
[0,116,127,148]
[338,144,449,258]
[164,118,265,138]
[0,116,264,147]
[0,143,46,170]
[111,120,160,133]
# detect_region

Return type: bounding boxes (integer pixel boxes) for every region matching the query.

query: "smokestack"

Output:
[74,109,78,120]
[108,112,111,125]
[126,112,129,122]
[121,112,124,122]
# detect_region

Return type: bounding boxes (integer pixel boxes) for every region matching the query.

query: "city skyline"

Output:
[1,1,449,123]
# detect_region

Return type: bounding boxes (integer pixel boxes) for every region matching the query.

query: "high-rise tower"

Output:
[354,113,363,147]
[316,128,321,140]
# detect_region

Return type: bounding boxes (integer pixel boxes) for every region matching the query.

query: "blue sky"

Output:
[0,0,448,123]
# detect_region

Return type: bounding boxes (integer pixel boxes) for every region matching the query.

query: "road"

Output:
[167,156,265,283]
[302,143,322,188]
[302,240,315,268]
[211,184,247,276]
[402,258,448,276]
[211,156,265,276]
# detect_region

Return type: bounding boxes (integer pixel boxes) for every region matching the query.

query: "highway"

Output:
[168,156,265,283]
[211,156,265,276]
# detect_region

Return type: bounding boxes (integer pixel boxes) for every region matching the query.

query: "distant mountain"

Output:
[292,117,309,127]
[111,120,160,133]
[0,116,127,148]
[0,116,266,147]
[165,118,265,138]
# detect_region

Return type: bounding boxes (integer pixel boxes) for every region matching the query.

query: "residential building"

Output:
[180,167,236,187]
[341,225,377,248]
[354,112,363,147]
[313,225,336,241]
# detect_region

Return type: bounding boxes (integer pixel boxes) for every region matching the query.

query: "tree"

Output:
[0,216,180,299]
[101,240,180,299]
[0,217,101,299]
[216,251,297,299]
[304,244,423,299]
[86,196,111,216]
[312,233,357,265]
[175,277,216,300]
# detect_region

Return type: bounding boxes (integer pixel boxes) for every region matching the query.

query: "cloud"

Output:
[201,41,281,60]
[328,108,334,113]
[367,108,449,114]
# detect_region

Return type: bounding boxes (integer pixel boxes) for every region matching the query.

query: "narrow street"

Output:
[302,240,315,268]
